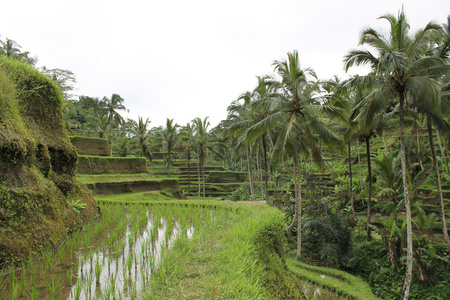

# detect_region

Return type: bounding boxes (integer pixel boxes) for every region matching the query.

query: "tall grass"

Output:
[144,204,301,299]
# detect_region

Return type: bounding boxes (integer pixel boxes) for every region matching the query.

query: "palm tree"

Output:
[131,117,152,158]
[226,91,257,201]
[349,87,392,239]
[158,118,179,177]
[426,115,450,252]
[247,76,277,202]
[179,123,196,196]
[323,76,359,220]
[191,117,226,197]
[192,117,210,197]
[344,10,449,299]
[0,37,36,65]
[101,94,127,127]
[372,149,402,206]
[249,51,342,258]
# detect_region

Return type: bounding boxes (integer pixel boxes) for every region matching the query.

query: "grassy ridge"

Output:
[286,258,381,300]
[143,203,304,299]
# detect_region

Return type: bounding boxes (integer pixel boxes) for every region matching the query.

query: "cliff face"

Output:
[0,56,99,267]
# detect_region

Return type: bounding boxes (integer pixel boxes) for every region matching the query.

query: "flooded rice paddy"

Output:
[1,203,207,299]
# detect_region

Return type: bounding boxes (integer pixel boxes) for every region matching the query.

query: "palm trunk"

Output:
[257,147,264,201]
[295,137,302,259]
[427,118,450,252]
[366,137,372,240]
[399,92,413,300]
[168,146,171,177]
[247,147,255,201]
[436,130,448,162]
[348,141,356,221]
[414,125,424,171]
[262,135,269,204]
[200,146,206,197]
[286,159,297,233]
[187,152,191,197]
[357,139,363,195]
[197,152,201,197]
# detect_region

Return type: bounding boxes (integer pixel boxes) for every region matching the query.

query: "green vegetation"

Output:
[287,258,381,300]
[69,136,111,156]
[77,155,149,175]
[0,55,99,267]
[146,202,305,299]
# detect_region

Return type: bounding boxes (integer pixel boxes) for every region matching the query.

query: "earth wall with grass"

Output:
[69,136,111,156]
[0,56,99,267]
[77,155,149,175]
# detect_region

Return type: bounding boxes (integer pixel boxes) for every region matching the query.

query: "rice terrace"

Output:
[1,6,450,300]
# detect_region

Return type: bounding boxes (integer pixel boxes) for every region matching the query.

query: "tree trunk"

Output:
[262,135,269,204]
[427,118,450,252]
[197,152,201,197]
[348,141,356,221]
[399,92,413,300]
[295,136,302,259]
[168,146,171,177]
[187,152,191,197]
[357,139,363,195]
[257,146,264,201]
[201,148,206,197]
[247,147,255,201]
[436,130,447,162]
[366,137,372,240]
[286,159,297,233]
[415,125,424,171]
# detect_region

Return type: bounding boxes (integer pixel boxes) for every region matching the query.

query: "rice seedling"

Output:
[66,269,73,286]
[58,246,64,266]
[126,254,133,275]
[8,266,15,287]
[28,287,39,300]
[48,277,60,300]
[94,258,101,285]
[9,281,18,300]
[73,281,83,300]
[129,282,137,300]
[85,272,94,298]
[0,268,5,292]
[20,270,27,296]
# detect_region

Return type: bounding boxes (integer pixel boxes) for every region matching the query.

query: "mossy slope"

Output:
[69,136,111,156]
[0,56,99,267]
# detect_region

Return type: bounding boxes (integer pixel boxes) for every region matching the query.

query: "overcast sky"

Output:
[2,0,449,128]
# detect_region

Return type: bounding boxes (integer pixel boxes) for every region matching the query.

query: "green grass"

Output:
[286,258,381,300]
[77,173,153,184]
[143,202,304,299]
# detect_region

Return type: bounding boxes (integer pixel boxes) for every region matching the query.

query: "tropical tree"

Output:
[344,10,449,299]
[41,67,77,101]
[101,94,127,127]
[157,118,179,177]
[179,123,196,196]
[192,117,210,197]
[248,51,342,258]
[226,91,257,201]
[348,85,393,239]
[131,117,152,158]
[0,37,36,65]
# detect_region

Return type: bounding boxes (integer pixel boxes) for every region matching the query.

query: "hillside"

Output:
[0,56,99,267]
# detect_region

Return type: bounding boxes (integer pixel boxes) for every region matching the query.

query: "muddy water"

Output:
[1,204,197,300]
